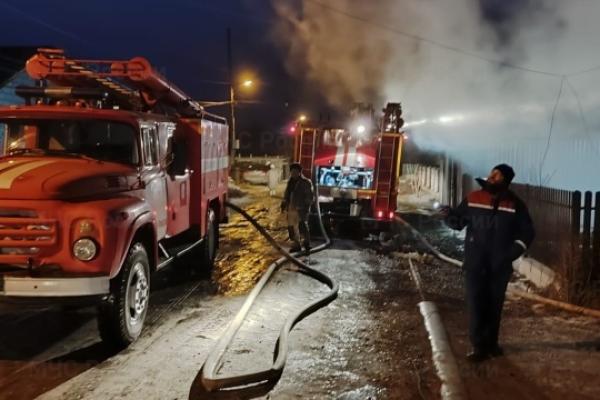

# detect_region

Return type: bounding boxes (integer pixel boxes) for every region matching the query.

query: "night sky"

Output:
[2,0,597,190]
[0,0,325,154]
[0,0,535,140]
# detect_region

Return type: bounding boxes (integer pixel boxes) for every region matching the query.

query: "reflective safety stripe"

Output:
[468,202,493,210]
[468,203,516,213]
[0,160,56,189]
[515,240,527,250]
[0,159,33,174]
[498,206,516,213]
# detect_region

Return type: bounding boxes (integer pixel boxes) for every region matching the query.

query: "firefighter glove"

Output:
[507,241,526,262]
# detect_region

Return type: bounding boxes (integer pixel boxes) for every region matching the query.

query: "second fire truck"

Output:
[294,103,405,231]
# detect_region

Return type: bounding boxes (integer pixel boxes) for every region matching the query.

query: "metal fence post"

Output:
[570,191,582,302]
[582,192,593,287]
[593,192,600,282]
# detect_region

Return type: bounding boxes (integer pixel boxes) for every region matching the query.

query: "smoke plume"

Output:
[272,0,600,190]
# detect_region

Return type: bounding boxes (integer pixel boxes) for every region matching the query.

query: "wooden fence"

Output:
[460,175,599,304]
[403,163,442,195]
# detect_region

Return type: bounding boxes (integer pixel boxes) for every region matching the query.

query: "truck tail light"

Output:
[377,210,384,219]
[389,211,395,219]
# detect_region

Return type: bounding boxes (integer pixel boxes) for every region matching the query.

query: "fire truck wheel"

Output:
[98,242,150,348]
[201,208,218,270]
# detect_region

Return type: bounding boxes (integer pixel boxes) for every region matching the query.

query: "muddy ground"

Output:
[0,184,438,400]
[1,182,599,399]
[397,214,600,400]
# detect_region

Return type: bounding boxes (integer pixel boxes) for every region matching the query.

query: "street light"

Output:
[292,114,308,162]
[229,78,255,159]
[195,77,256,160]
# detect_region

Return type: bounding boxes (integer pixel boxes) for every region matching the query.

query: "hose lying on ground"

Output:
[408,257,467,400]
[394,215,600,319]
[198,192,337,394]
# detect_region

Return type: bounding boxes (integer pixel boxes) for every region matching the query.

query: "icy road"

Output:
[0,184,599,399]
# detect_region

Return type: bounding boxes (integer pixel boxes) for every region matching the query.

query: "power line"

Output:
[539,76,565,186]
[304,0,600,185]
[567,64,600,77]
[304,0,563,79]
[0,1,88,44]
[565,77,600,155]
[177,0,273,25]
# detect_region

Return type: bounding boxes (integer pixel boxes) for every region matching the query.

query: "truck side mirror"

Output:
[167,137,187,176]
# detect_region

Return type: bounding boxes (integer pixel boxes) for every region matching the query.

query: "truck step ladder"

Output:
[298,128,317,180]
[374,134,402,214]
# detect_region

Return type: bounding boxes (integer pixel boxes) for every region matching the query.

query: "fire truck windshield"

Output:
[0,119,139,165]
[318,166,374,190]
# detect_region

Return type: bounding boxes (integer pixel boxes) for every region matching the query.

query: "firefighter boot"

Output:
[303,241,311,256]
[466,349,489,363]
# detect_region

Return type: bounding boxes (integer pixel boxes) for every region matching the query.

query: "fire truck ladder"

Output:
[373,103,404,215]
[298,127,317,180]
[20,48,207,118]
[374,134,401,214]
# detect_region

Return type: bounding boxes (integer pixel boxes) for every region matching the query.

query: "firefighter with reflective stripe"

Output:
[444,164,535,362]
[281,162,314,254]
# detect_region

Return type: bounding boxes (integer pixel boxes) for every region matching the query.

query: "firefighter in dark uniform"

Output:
[281,162,314,254]
[444,164,535,362]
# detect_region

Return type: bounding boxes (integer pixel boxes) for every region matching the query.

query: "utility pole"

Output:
[227,28,236,161]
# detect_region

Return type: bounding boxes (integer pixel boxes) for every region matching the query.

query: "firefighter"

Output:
[443,164,535,362]
[281,162,314,254]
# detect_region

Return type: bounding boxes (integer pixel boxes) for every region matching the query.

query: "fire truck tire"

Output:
[97,242,150,348]
[201,208,218,270]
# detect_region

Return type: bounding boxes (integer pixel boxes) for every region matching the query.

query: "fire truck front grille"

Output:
[0,214,57,255]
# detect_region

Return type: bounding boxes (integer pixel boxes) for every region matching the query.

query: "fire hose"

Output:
[394,215,600,319]
[198,184,338,396]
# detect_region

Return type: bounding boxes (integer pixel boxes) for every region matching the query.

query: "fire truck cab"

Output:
[294,103,404,231]
[0,49,228,347]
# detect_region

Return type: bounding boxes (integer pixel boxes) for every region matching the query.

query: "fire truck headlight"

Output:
[73,238,98,261]
[356,125,366,134]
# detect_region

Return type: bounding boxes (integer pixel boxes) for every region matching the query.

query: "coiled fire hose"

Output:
[394,215,600,319]
[198,185,338,395]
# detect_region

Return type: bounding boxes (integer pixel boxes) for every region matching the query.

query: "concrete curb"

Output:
[419,301,467,400]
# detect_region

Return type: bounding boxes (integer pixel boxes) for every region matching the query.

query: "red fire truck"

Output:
[294,103,404,231]
[0,49,228,346]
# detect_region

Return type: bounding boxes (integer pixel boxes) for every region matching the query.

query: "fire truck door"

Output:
[164,128,191,237]
[141,124,168,239]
